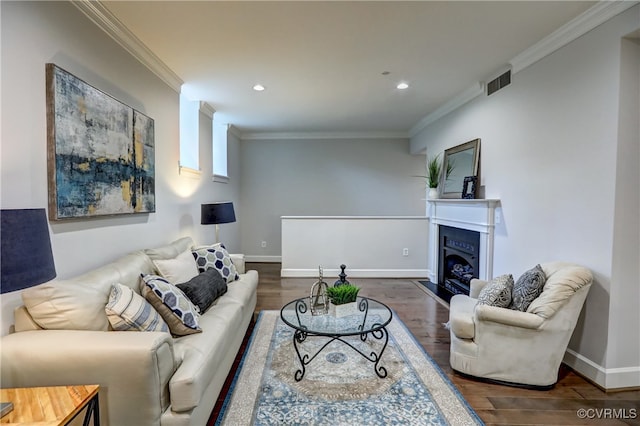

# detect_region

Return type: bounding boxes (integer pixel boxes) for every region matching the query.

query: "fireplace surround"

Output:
[426,199,500,302]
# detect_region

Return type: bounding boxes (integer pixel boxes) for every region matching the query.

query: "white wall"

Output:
[238,137,427,260]
[411,5,640,389]
[0,1,241,335]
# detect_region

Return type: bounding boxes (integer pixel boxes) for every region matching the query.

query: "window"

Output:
[212,120,229,182]
[179,92,200,174]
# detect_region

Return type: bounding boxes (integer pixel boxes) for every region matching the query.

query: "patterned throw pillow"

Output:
[177,268,227,314]
[105,283,169,332]
[192,243,239,283]
[510,264,547,312]
[476,274,514,308]
[140,274,202,336]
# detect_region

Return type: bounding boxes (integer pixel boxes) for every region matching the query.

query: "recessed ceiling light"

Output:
[253,84,265,91]
[397,82,409,90]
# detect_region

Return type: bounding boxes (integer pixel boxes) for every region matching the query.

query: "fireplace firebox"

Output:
[437,225,480,301]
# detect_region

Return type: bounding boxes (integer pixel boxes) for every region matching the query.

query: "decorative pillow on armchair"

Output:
[510,264,547,312]
[476,274,514,308]
[192,243,239,283]
[140,274,202,336]
[177,268,228,314]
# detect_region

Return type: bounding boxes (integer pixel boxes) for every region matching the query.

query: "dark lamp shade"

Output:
[201,202,236,225]
[1,209,56,294]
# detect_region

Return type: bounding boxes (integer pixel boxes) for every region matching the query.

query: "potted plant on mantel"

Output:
[422,154,454,199]
[326,284,360,317]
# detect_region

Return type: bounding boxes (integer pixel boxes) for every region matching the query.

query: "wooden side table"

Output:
[0,385,99,425]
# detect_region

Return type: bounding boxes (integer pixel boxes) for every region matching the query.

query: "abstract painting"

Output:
[46,64,155,221]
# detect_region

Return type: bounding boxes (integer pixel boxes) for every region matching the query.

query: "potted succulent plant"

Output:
[326,284,360,317]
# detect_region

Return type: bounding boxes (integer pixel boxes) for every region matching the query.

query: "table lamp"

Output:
[0,208,57,416]
[1,209,56,294]
[201,202,236,243]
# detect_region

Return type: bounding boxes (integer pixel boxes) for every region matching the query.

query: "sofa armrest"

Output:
[475,304,544,329]
[1,330,176,425]
[469,278,488,299]
[230,253,246,274]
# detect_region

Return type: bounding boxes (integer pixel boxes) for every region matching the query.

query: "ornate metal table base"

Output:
[283,297,392,382]
[292,326,389,382]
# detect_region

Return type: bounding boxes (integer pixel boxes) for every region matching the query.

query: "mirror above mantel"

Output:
[440,138,480,199]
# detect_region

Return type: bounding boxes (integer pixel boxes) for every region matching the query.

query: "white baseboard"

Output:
[564,348,640,389]
[280,268,429,279]
[245,255,282,263]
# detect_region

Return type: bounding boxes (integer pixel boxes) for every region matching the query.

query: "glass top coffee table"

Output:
[280,296,393,381]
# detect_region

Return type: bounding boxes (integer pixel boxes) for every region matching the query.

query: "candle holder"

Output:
[309,266,329,315]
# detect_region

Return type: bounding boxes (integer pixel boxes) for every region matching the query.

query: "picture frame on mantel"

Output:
[46,64,156,221]
[461,176,477,199]
[440,138,480,199]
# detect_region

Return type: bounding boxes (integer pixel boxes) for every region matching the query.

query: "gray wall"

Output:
[411,5,639,386]
[238,137,426,259]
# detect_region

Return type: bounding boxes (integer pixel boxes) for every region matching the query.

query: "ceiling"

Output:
[101,1,596,137]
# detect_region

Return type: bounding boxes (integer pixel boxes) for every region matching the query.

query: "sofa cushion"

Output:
[22,251,155,331]
[141,275,202,336]
[105,283,169,332]
[510,264,546,312]
[177,269,227,314]
[192,244,239,283]
[153,249,199,284]
[476,274,514,308]
[145,237,194,261]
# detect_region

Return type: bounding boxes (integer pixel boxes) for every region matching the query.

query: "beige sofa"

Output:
[0,237,258,426]
[448,262,592,388]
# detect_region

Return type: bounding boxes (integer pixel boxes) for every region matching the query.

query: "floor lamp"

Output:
[201,202,236,244]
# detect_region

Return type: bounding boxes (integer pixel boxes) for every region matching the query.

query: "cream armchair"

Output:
[448,262,593,388]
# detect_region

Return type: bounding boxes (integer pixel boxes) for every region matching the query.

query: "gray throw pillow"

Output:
[510,264,547,312]
[177,268,227,314]
[476,274,514,308]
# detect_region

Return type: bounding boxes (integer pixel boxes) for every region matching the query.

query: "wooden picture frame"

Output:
[46,64,155,221]
[440,139,480,199]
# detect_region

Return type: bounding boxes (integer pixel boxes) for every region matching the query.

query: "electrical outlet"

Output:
[261,241,267,248]
[402,248,409,256]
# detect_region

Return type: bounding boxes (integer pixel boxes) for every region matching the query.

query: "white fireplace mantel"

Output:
[427,199,500,283]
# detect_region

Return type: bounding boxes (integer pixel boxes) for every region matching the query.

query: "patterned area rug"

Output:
[215,310,482,425]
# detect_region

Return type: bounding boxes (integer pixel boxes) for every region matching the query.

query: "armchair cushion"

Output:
[510,264,546,312]
[527,262,593,319]
[449,295,477,339]
[476,274,514,308]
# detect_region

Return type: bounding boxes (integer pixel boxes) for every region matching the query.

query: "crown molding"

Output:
[410,1,639,137]
[409,82,484,138]
[199,102,215,119]
[240,131,409,141]
[227,125,242,139]
[510,0,640,74]
[71,0,183,92]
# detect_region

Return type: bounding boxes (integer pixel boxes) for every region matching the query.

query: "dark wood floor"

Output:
[250,262,640,426]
